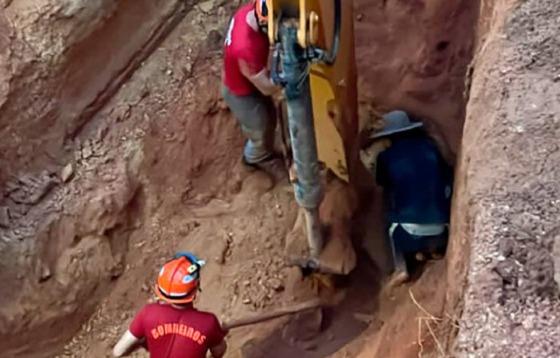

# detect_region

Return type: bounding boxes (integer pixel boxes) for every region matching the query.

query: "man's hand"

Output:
[239,59,280,97]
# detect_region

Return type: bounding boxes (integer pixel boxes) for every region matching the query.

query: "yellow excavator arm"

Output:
[264,0,357,265]
[268,0,357,183]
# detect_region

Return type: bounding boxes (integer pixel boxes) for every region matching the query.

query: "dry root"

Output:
[408,289,447,358]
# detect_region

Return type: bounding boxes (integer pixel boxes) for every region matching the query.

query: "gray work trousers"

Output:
[221,86,276,164]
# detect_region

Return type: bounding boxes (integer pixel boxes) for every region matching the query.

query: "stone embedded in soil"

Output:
[102,173,117,182]
[81,143,93,159]
[268,277,284,292]
[198,0,216,14]
[275,204,284,217]
[110,257,125,279]
[61,163,75,182]
[38,264,52,282]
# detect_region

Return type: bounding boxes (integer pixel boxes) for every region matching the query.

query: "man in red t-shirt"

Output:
[112,253,227,358]
[222,0,282,169]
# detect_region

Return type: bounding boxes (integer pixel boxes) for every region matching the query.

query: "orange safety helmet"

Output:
[154,253,205,304]
[255,0,269,24]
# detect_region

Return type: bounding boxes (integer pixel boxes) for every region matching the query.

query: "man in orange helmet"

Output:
[112,252,227,358]
[222,0,283,173]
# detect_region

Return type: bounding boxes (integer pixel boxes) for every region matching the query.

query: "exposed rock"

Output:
[109,254,125,279]
[198,0,215,14]
[81,143,93,160]
[38,262,52,283]
[268,277,284,292]
[78,164,139,236]
[7,172,57,205]
[61,163,75,183]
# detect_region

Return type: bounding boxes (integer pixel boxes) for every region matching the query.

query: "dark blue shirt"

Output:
[376,135,453,224]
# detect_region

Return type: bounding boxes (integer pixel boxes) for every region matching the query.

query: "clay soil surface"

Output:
[6,0,556,357]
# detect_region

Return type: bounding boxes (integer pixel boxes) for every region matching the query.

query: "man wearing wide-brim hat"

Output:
[370,111,453,285]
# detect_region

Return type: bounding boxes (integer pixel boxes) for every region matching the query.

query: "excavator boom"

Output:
[267,0,358,267]
[269,0,357,183]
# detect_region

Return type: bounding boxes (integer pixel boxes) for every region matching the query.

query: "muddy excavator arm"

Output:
[267,0,358,264]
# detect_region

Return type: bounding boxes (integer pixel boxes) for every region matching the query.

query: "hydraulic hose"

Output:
[280,24,323,256]
[323,0,341,65]
[273,0,342,257]
[309,0,341,65]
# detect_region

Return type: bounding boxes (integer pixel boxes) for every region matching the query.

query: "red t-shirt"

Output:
[129,303,225,358]
[223,3,270,96]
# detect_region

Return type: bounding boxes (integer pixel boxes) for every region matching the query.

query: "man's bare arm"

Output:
[209,340,227,358]
[239,59,280,96]
[113,331,144,357]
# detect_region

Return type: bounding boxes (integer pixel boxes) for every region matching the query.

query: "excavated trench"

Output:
[2,0,559,357]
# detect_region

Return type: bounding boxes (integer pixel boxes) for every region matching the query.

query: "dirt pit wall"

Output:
[449,0,560,356]
[0,0,198,355]
[0,0,188,186]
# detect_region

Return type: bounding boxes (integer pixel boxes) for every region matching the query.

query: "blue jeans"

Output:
[222,86,276,164]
